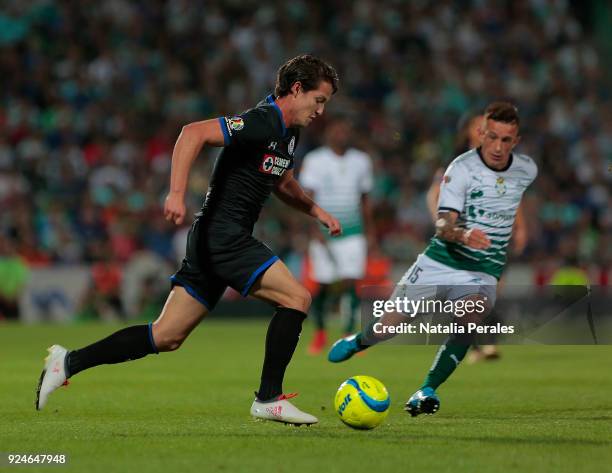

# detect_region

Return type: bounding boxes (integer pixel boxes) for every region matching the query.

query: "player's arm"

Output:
[297,155,329,240]
[435,160,489,249]
[426,168,444,222]
[274,170,341,236]
[361,193,378,252]
[300,188,326,243]
[435,211,491,249]
[164,119,226,225]
[512,202,528,254]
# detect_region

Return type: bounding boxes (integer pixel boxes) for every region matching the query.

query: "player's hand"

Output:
[317,211,342,237]
[462,228,491,249]
[164,192,186,225]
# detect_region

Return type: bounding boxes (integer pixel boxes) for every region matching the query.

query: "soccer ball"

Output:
[334,375,390,429]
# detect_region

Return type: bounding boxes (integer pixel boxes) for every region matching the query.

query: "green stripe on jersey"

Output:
[424,238,506,278]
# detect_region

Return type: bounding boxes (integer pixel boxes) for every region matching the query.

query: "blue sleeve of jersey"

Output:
[219,108,280,146]
[218,117,230,146]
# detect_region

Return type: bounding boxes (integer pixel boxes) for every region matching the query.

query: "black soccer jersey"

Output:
[198,95,300,231]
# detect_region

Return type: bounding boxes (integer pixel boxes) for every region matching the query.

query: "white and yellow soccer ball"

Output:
[334,375,390,429]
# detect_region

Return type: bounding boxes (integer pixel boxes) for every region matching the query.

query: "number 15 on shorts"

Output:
[407,265,422,283]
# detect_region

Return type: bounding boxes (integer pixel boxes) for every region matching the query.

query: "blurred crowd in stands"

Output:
[1,1,610,318]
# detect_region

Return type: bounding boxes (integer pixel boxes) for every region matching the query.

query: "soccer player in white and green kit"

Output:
[300,116,375,354]
[328,102,537,416]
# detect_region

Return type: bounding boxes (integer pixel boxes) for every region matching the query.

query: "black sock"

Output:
[66,324,158,378]
[257,307,307,401]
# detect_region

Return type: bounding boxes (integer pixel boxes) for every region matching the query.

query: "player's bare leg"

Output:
[247,260,318,425]
[36,287,207,410]
[250,260,312,311]
[150,287,209,351]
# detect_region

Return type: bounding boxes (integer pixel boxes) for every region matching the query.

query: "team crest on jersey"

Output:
[288,136,296,155]
[495,177,506,195]
[228,117,244,131]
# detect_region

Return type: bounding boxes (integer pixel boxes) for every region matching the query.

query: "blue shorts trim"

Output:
[170,275,211,310]
[218,117,231,145]
[241,256,279,296]
[148,322,159,354]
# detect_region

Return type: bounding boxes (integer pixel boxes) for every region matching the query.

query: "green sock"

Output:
[357,321,381,348]
[421,339,469,391]
[311,285,329,330]
[342,285,361,333]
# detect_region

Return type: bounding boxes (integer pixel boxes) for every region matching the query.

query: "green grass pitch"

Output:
[1,320,611,472]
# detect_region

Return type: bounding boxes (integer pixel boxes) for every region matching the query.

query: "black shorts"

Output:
[171,218,278,310]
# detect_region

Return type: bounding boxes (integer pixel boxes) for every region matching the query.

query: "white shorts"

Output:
[309,235,367,284]
[390,253,498,315]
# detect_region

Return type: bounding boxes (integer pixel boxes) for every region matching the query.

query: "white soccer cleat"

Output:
[36,345,69,411]
[250,393,318,426]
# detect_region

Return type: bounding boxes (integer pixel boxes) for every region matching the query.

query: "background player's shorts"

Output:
[170,218,278,310]
[309,234,366,284]
[390,253,498,316]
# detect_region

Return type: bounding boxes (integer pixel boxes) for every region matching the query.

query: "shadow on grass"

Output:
[100,425,612,447]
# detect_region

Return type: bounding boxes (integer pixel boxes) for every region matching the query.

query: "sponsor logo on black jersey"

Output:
[259,153,291,176]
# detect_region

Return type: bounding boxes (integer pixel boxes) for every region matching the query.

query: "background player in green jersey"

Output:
[299,116,375,354]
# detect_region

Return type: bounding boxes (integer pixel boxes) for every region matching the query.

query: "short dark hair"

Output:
[275,54,339,97]
[484,102,520,127]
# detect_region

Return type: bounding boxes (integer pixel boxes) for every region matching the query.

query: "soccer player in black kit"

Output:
[36,55,341,425]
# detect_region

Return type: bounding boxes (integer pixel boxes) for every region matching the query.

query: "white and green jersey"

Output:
[299,146,373,239]
[424,148,537,279]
